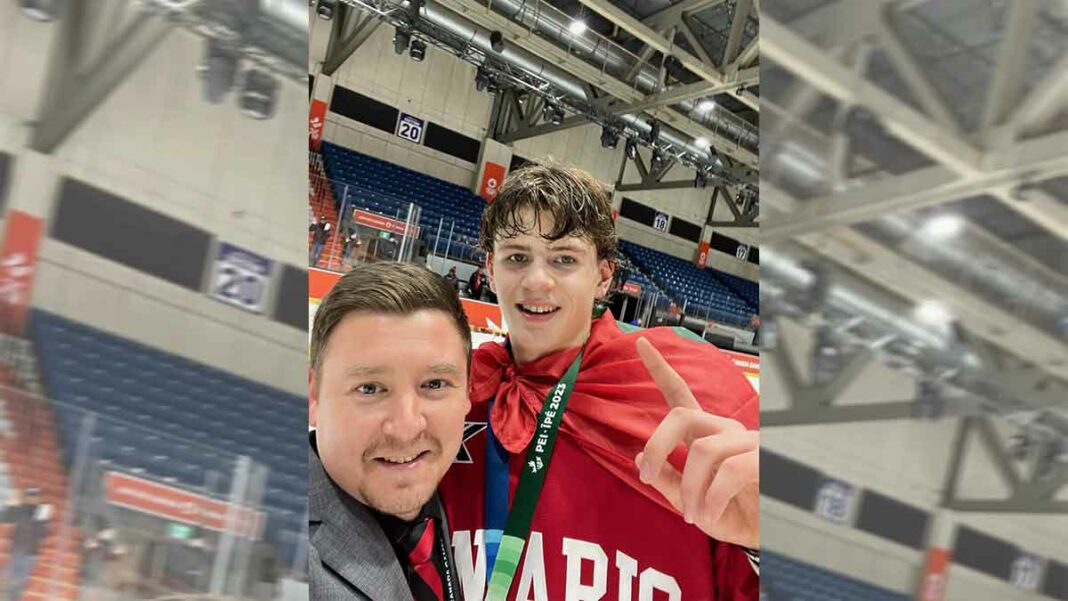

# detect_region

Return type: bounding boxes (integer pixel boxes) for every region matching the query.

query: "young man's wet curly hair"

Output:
[478,162,618,263]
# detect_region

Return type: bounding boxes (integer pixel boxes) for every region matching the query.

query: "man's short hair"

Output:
[478,163,618,262]
[310,263,472,379]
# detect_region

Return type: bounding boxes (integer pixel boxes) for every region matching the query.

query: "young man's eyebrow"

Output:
[496,242,531,252]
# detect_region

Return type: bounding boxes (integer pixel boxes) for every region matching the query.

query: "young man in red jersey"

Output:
[439,164,759,601]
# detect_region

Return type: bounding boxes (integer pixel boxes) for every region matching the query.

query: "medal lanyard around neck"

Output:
[482,350,583,601]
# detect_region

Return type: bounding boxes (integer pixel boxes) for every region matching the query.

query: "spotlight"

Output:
[923,214,964,238]
[569,20,587,35]
[20,0,63,21]
[394,28,411,55]
[1009,432,1032,461]
[315,0,336,20]
[912,378,944,420]
[409,39,427,62]
[199,39,239,104]
[475,67,490,92]
[694,168,708,188]
[542,103,563,125]
[490,30,505,53]
[650,149,665,173]
[239,69,279,120]
[694,137,708,148]
[698,99,716,113]
[646,120,661,144]
[811,327,841,386]
[600,126,619,149]
[625,138,637,160]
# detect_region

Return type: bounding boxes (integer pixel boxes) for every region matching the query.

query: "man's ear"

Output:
[486,253,496,292]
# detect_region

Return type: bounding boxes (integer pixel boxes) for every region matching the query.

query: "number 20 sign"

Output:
[395,113,426,144]
[210,243,273,314]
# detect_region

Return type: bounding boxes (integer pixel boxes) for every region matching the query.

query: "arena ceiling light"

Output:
[698,99,716,113]
[393,28,412,55]
[914,300,953,331]
[20,0,63,21]
[923,214,965,238]
[239,69,279,120]
[489,30,505,53]
[315,0,336,20]
[198,39,240,104]
[409,39,427,62]
[568,19,587,35]
[600,126,619,149]
[474,66,490,92]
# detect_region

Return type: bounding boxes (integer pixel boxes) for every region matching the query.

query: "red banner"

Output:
[105,471,264,538]
[696,240,710,269]
[354,209,420,237]
[0,211,44,336]
[622,281,642,297]
[916,548,951,601]
[309,99,328,150]
[479,162,506,202]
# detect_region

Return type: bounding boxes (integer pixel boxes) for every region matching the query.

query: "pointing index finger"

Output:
[636,337,700,411]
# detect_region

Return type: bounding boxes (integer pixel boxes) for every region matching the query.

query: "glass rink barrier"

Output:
[309,172,426,271]
[0,384,307,601]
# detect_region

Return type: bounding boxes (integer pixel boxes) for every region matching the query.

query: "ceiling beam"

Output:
[678,16,714,67]
[32,6,173,153]
[576,0,759,113]
[608,73,757,115]
[875,10,960,134]
[439,0,757,167]
[643,0,726,32]
[762,16,981,174]
[721,0,752,66]
[1004,52,1068,137]
[762,130,1068,240]
[979,1,1040,132]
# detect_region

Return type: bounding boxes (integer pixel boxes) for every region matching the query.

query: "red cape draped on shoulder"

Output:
[470,311,759,516]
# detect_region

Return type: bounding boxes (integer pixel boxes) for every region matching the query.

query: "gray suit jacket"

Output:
[308,445,461,601]
[309,445,409,601]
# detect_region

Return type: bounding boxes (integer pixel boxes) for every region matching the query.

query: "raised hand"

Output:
[635,337,759,549]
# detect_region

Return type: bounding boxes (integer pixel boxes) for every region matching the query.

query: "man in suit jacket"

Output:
[308,262,472,600]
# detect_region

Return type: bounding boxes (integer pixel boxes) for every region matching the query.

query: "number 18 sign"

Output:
[210,242,273,314]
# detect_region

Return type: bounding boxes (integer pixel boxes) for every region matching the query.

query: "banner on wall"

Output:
[478,161,506,202]
[309,99,328,150]
[0,211,44,336]
[209,242,274,314]
[622,281,642,297]
[916,548,951,601]
[354,209,420,237]
[696,241,710,268]
[105,471,264,539]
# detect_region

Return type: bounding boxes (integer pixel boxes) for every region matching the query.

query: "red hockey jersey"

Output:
[440,313,759,600]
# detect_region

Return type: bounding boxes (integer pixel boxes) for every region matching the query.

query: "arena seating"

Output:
[30,310,306,559]
[321,142,485,262]
[619,240,755,326]
[762,551,910,601]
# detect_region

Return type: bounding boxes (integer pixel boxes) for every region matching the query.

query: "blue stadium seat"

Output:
[31,309,306,552]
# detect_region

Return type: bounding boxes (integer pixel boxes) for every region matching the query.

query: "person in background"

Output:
[308,263,471,600]
[310,215,332,267]
[443,267,460,291]
[81,517,126,601]
[342,231,362,269]
[468,265,486,300]
[1,488,53,601]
